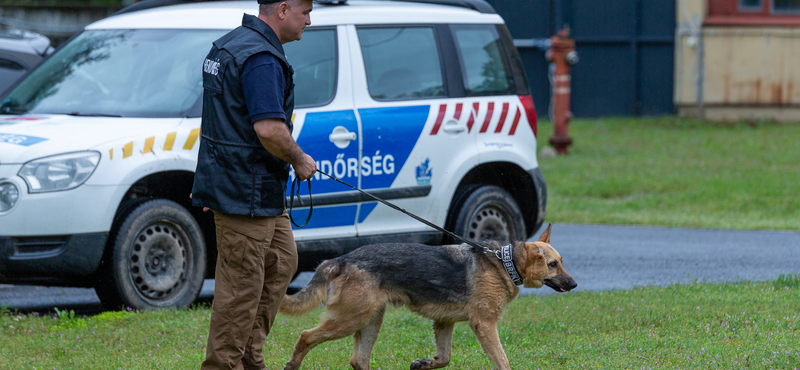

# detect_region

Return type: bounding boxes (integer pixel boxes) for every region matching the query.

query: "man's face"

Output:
[282,0,312,43]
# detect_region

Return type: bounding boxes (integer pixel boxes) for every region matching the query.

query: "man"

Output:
[191,0,316,369]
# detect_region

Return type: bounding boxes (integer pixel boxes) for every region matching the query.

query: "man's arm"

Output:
[253,118,316,180]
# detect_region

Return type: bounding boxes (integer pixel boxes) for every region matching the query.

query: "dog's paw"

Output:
[410,358,430,370]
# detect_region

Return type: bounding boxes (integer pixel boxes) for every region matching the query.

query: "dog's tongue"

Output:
[560,288,566,292]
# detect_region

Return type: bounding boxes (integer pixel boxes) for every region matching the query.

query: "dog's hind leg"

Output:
[349,305,386,370]
[284,303,382,370]
[469,319,510,370]
[410,321,455,370]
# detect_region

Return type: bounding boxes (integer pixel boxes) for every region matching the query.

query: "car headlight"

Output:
[18,151,101,193]
[0,181,19,212]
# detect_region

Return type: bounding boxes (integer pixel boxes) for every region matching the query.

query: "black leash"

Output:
[288,176,313,228]
[311,169,492,254]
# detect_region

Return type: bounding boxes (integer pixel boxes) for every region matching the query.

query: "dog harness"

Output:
[501,244,523,286]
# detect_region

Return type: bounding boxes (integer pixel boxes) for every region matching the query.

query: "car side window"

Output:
[284,28,337,107]
[0,56,26,95]
[451,24,515,96]
[357,26,445,101]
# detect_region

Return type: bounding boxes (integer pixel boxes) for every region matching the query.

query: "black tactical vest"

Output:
[192,14,295,217]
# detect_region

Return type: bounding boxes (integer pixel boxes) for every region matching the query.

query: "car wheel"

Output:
[95,199,205,310]
[449,185,526,245]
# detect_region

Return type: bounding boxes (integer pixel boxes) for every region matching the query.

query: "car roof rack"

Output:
[113,0,495,17]
[113,0,211,16]
[387,0,495,14]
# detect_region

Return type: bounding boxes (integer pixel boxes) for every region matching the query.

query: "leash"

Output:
[288,170,522,284]
[288,176,313,227]
[317,169,500,256]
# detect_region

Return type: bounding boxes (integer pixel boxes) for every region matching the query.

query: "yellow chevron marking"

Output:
[123,142,133,158]
[183,128,200,150]
[143,136,155,154]
[292,113,295,123]
[164,132,177,151]
[109,149,113,160]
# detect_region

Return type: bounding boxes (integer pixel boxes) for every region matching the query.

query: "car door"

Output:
[286,26,360,240]
[349,24,479,240]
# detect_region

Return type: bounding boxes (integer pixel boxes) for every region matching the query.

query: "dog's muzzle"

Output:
[544,277,578,293]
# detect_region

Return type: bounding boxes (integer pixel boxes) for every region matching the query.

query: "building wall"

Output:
[675,0,800,122]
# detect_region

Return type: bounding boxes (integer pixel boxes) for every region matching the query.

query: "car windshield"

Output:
[0,29,226,118]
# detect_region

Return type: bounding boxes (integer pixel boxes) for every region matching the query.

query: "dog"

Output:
[278,224,576,370]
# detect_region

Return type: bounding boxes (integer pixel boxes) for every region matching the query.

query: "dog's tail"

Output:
[280,259,341,316]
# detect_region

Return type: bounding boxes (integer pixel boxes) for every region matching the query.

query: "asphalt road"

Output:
[2,224,799,314]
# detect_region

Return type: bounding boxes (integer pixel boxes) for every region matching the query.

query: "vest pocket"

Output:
[194,156,255,215]
[257,176,287,212]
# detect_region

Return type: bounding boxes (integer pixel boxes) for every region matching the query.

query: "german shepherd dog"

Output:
[279,224,576,370]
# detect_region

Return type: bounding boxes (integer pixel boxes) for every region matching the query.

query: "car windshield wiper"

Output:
[65,112,122,118]
[0,104,27,115]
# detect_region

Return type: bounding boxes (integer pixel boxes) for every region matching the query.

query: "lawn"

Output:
[4,117,799,369]
[537,117,800,231]
[2,277,798,369]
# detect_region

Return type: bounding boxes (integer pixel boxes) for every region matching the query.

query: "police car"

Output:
[0,0,547,310]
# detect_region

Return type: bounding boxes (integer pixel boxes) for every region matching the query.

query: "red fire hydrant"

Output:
[546,29,577,155]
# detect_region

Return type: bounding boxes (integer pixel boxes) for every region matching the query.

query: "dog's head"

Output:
[518,224,577,292]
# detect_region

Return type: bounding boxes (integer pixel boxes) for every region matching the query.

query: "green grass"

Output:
[536,117,800,231]
[2,280,798,369]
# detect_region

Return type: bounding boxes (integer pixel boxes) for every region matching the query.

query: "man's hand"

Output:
[294,153,317,181]
[189,193,210,212]
[253,118,316,180]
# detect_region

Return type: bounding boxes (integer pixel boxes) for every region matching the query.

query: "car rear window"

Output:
[450,24,515,97]
[284,28,337,107]
[357,26,445,101]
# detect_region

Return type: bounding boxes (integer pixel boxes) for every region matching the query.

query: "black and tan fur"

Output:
[279,224,576,370]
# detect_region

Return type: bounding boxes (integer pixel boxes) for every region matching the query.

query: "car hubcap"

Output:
[466,205,511,244]
[129,221,188,300]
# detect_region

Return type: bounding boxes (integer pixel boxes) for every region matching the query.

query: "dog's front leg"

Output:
[469,319,510,370]
[410,321,454,370]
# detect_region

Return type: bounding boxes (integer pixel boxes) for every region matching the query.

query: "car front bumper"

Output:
[0,232,107,285]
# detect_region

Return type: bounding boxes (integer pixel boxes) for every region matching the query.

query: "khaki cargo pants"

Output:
[201,211,298,370]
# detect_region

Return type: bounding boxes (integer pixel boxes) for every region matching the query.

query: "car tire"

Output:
[448,185,526,245]
[95,199,206,310]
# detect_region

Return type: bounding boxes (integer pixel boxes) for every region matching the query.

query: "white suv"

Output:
[0,0,547,310]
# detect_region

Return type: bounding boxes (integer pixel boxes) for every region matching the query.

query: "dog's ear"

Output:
[521,243,547,288]
[537,223,552,244]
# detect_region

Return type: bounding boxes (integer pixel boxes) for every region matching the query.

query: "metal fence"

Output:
[490,0,677,118]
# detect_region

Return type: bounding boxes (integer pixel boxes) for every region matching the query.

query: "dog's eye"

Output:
[548,261,558,268]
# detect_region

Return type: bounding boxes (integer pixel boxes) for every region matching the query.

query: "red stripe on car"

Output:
[479,102,494,133]
[429,104,447,135]
[494,103,509,133]
[508,107,521,135]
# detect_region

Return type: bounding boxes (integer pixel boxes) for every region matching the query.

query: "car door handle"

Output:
[329,126,357,149]
[442,120,466,134]
[329,132,357,141]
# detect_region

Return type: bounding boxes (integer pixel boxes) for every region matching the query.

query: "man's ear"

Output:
[537,223,552,244]
[277,2,290,19]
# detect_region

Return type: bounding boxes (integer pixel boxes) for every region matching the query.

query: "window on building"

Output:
[773,0,800,13]
[708,0,800,25]
[739,0,762,11]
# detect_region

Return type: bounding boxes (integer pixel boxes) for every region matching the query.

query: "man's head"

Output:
[258,0,313,44]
